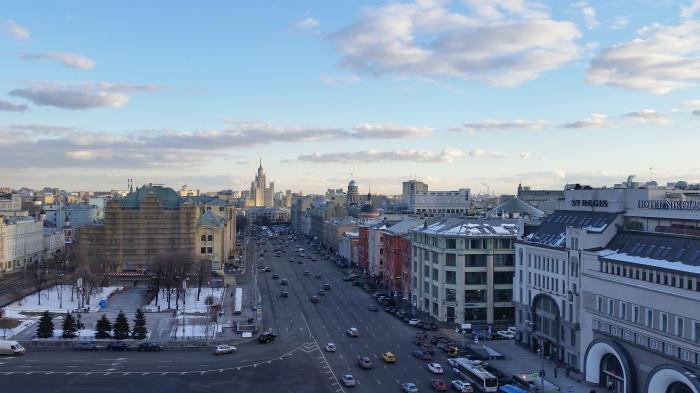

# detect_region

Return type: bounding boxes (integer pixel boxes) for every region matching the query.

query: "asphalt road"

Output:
[0,233,459,393]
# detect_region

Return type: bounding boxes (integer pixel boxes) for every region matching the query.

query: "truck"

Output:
[0,340,26,355]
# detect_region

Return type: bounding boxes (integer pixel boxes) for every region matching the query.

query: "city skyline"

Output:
[3,1,700,194]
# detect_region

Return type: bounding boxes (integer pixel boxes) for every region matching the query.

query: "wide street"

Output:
[0,232,461,393]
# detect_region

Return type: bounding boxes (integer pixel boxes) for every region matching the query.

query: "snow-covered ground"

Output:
[143,287,224,313]
[170,323,216,339]
[0,320,35,339]
[51,328,98,340]
[3,285,122,319]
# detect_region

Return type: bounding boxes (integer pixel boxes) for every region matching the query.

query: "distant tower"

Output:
[347,179,359,205]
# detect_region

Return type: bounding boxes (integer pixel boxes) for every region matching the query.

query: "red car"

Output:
[431,379,448,392]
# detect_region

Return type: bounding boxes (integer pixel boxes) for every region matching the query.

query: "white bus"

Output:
[453,358,498,392]
[233,288,243,315]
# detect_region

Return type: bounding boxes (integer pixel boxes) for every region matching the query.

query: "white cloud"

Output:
[562,113,615,129]
[296,148,465,164]
[520,152,546,160]
[9,82,162,109]
[681,0,700,18]
[352,123,432,138]
[3,20,29,40]
[624,109,672,125]
[683,99,700,108]
[330,0,582,86]
[587,20,700,94]
[574,2,599,30]
[0,99,28,112]
[468,149,510,159]
[610,16,629,30]
[295,17,319,33]
[18,52,96,69]
[319,74,361,86]
[462,119,553,133]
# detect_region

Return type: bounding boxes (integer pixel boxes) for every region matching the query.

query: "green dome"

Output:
[121,184,184,210]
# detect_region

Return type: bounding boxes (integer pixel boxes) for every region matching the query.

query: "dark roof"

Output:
[120,185,183,210]
[524,210,619,247]
[603,231,700,268]
[359,203,380,215]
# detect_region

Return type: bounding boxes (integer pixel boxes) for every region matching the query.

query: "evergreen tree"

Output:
[36,311,54,339]
[112,310,130,340]
[95,314,112,339]
[131,309,148,340]
[61,311,78,339]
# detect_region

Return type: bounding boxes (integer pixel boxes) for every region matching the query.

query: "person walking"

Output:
[554,366,559,378]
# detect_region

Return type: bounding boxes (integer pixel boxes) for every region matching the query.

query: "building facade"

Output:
[250,160,275,207]
[339,231,359,265]
[410,188,471,217]
[246,207,290,225]
[411,218,517,327]
[347,180,359,206]
[323,216,357,252]
[402,180,429,207]
[43,227,65,261]
[382,219,421,297]
[0,216,44,273]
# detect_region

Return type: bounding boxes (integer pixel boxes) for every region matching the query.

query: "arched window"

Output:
[207,235,213,241]
[200,235,206,241]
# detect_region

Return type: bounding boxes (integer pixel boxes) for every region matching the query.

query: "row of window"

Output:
[200,234,214,241]
[415,281,513,304]
[600,261,700,292]
[412,237,514,250]
[526,270,568,295]
[413,249,515,268]
[595,319,700,366]
[596,295,700,343]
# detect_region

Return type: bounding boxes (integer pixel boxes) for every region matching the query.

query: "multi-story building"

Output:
[0,216,44,273]
[368,222,387,278]
[409,188,471,217]
[339,231,359,266]
[517,183,565,214]
[402,180,429,207]
[43,204,101,235]
[347,180,359,206]
[0,194,22,213]
[78,184,197,272]
[310,199,346,242]
[43,227,65,261]
[291,195,314,232]
[249,159,274,207]
[246,207,290,224]
[323,216,357,252]
[382,218,421,297]
[192,198,236,273]
[411,218,517,327]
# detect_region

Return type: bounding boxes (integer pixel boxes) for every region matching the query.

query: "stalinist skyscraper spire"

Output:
[250,158,274,207]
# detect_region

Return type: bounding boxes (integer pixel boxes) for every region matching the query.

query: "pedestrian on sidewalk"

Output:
[554,366,559,378]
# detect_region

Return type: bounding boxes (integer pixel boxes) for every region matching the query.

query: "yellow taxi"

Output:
[382,351,396,363]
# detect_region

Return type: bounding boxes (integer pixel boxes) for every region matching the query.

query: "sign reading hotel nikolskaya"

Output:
[638,199,700,211]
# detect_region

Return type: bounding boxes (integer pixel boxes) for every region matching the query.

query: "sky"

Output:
[2,0,700,195]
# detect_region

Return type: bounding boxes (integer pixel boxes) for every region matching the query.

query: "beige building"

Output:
[0,216,44,273]
[323,216,358,252]
[192,198,236,272]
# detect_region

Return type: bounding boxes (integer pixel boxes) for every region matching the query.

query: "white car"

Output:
[346,327,359,337]
[408,319,420,326]
[341,374,356,387]
[496,330,515,339]
[214,344,237,355]
[451,380,473,393]
[325,343,336,352]
[427,363,444,374]
[401,382,419,392]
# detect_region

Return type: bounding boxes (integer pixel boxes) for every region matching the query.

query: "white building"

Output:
[0,216,44,273]
[246,207,290,224]
[0,194,22,213]
[403,180,428,207]
[43,228,65,260]
[339,231,359,264]
[409,188,471,217]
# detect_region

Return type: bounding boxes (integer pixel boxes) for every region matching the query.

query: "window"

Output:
[446,271,456,285]
[596,296,603,312]
[424,265,429,276]
[432,268,439,281]
[465,272,487,285]
[445,288,456,302]
[207,247,213,254]
[608,299,614,316]
[494,254,515,266]
[207,234,213,241]
[200,247,206,254]
[465,254,487,267]
[432,251,438,264]
[664,342,674,356]
[646,309,654,328]
[470,239,483,249]
[465,290,486,303]
[620,302,626,320]
[447,238,456,249]
[200,235,206,241]
[446,253,456,266]
[649,339,658,350]
[519,270,523,283]
[676,317,684,337]
[494,271,514,284]
[661,313,669,332]
[694,321,700,343]
[570,329,576,345]
[633,305,639,324]
[494,289,512,302]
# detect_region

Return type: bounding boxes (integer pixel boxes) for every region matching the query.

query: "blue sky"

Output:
[2,0,700,195]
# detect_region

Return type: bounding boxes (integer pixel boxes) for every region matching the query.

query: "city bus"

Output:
[453,358,498,392]
[233,287,243,315]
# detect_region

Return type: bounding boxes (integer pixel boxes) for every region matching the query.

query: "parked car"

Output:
[427,363,444,374]
[323,283,331,290]
[412,350,432,360]
[318,289,325,296]
[264,267,272,272]
[408,319,421,326]
[396,310,407,318]
[368,304,379,312]
[137,342,162,351]
[304,271,310,276]
[401,382,419,392]
[214,344,236,355]
[310,296,320,303]
[341,374,356,387]
[450,380,474,393]
[430,379,449,392]
[346,327,359,337]
[258,332,277,343]
[107,342,131,351]
[281,291,289,298]
[325,343,336,352]
[357,356,373,369]
[272,274,279,279]
[280,279,288,286]
[74,341,99,351]
[496,330,516,339]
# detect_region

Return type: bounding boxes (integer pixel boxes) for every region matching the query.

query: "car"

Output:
[310,296,320,303]
[264,267,272,272]
[314,274,321,279]
[137,342,162,351]
[281,291,289,297]
[403,316,413,322]
[323,283,331,290]
[430,379,449,392]
[408,319,421,326]
[74,341,99,351]
[325,343,336,352]
[402,382,419,392]
[385,307,396,313]
[272,274,279,279]
[357,356,373,369]
[258,332,277,343]
[311,258,317,261]
[421,321,439,330]
[382,351,396,363]
[427,363,444,374]
[396,310,407,318]
[341,374,356,387]
[450,380,474,393]
[106,342,130,351]
[297,260,302,264]
[280,279,288,286]
[412,350,432,360]
[346,327,359,337]
[304,271,310,276]
[496,330,516,339]
[318,289,325,296]
[214,344,237,355]
[368,304,379,312]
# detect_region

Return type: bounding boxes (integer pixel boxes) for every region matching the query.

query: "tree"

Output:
[36,311,54,339]
[131,309,148,340]
[61,311,78,339]
[112,310,130,340]
[95,314,112,339]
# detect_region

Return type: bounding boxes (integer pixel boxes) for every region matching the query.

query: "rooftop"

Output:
[599,231,700,274]
[487,196,544,219]
[412,217,518,237]
[524,210,619,247]
[120,184,184,210]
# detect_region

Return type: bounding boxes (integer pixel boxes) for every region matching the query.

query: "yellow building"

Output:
[191,198,236,273]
